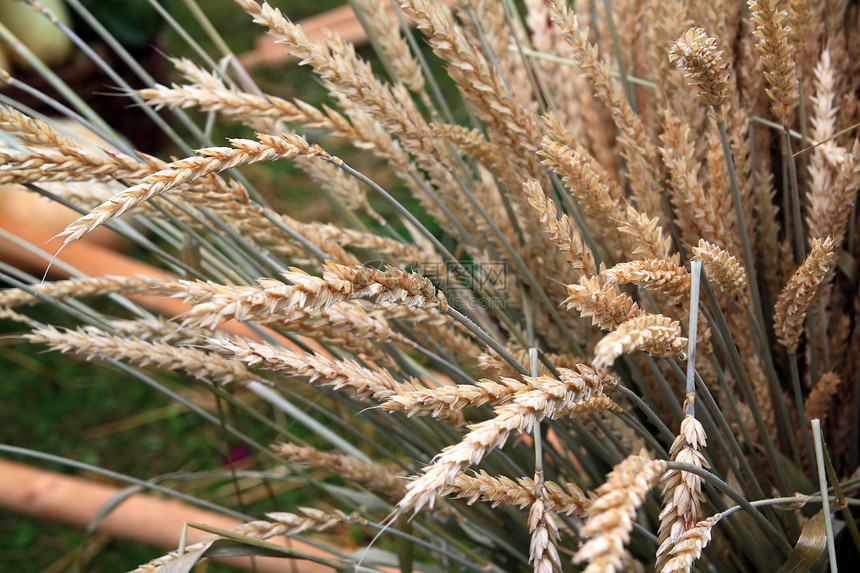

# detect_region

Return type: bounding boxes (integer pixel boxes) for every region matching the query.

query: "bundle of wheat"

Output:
[2,0,860,571]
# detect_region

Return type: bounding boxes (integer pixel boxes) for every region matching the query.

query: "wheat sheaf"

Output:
[2,0,860,571]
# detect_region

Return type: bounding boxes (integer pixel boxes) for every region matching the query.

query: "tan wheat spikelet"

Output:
[668,27,730,110]
[748,0,799,126]
[660,514,722,573]
[0,143,154,184]
[446,470,590,516]
[573,449,667,573]
[805,371,842,423]
[656,412,709,571]
[382,377,521,418]
[691,239,749,302]
[528,495,563,573]
[773,237,837,352]
[592,314,687,369]
[0,276,148,308]
[205,336,417,402]
[271,442,406,498]
[537,136,626,239]
[131,508,355,573]
[26,326,262,386]
[564,275,643,331]
[523,179,596,276]
[601,259,691,303]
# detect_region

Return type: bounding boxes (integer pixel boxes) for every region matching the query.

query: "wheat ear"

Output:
[131,508,355,573]
[592,314,687,369]
[573,450,667,573]
[773,237,837,352]
[656,412,709,571]
[59,133,328,244]
[659,514,722,573]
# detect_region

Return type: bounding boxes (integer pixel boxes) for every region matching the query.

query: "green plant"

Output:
[2,0,860,571]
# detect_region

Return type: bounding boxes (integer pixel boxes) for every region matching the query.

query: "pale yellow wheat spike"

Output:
[523,179,596,276]
[26,326,264,387]
[656,411,709,571]
[476,344,583,378]
[0,276,148,308]
[573,450,667,573]
[806,49,846,243]
[528,495,563,573]
[592,314,687,369]
[131,508,355,573]
[668,27,730,111]
[564,275,643,331]
[271,442,406,498]
[446,470,591,516]
[0,104,79,148]
[549,0,665,224]
[382,377,523,418]
[59,133,328,244]
[690,239,749,303]
[660,514,722,573]
[395,366,611,514]
[205,336,417,402]
[659,109,723,248]
[601,259,691,303]
[537,136,626,242]
[805,370,842,423]
[748,0,799,126]
[0,142,155,185]
[773,237,837,352]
